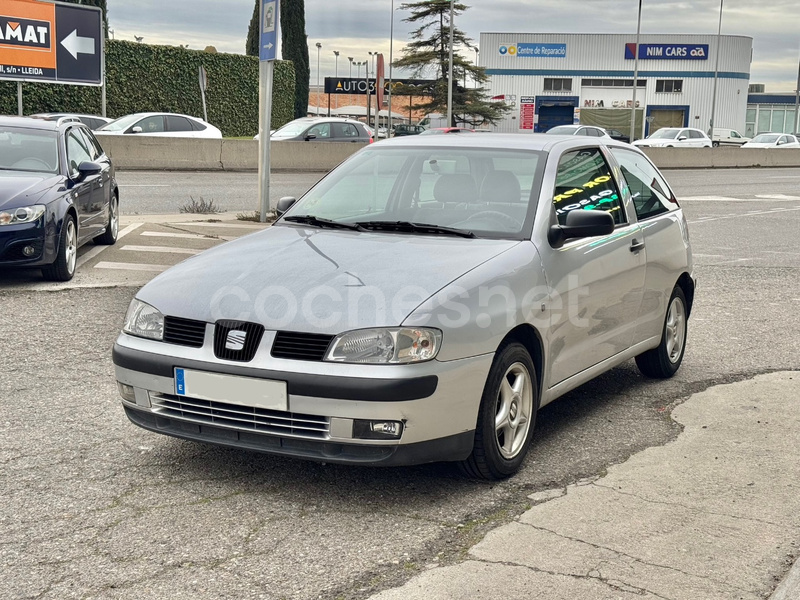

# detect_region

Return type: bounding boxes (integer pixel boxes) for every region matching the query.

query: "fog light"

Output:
[117,382,136,402]
[22,245,36,257]
[353,419,403,440]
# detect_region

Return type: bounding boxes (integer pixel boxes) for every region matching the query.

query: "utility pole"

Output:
[333,50,339,110]
[709,0,724,140]
[388,0,395,135]
[794,48,800,134]
[629,0,642,141]
[446,0,454,127]
[315,42,322,115]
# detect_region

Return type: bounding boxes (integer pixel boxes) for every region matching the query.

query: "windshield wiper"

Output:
[283,215,365,231]
[355,221,476,238]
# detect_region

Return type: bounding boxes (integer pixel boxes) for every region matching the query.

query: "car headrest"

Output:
[480,170,521,203]
[433,174,478,204]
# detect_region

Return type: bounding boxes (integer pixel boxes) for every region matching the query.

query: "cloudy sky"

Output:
[108,0,800,91]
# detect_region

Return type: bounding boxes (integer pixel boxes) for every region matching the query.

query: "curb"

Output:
[770,557,800,600]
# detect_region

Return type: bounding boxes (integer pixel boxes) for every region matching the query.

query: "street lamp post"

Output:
[369,51,378,130]
[315,42,322,116]
[389,0,395,135]
[474,47,479,88]
[333,50,340,110]
[629,0,642,141]
[709,0,724,141]
[446,0,454,127]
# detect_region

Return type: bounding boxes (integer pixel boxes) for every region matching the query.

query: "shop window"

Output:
[581,79,645,87]
[544,78,572,92]
[656,80,683,93]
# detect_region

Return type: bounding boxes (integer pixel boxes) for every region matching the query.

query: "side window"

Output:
[82,129,105,158]
[76,128,101,160]
[166,116,194,132]
[66,130,93,175]
[190,119,207,131]
[133,116,165,133]
[731,131,741,139]
[333,123,360,138]
[307,123,331,139]
[611,148,677,220]
[553,148,626,226]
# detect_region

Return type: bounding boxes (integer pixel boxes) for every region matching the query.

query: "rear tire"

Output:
[42,215,77,282]
[712,141,720,147]
[635,286,688,378]
[460,342,538,480]
[94,193,119,245]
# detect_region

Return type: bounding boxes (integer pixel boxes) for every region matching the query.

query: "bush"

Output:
[0,40,295,137]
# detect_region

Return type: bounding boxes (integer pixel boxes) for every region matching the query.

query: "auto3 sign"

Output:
[0,0,102,85]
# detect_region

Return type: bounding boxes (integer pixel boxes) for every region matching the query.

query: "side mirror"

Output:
[548,210,615,248]
[130,126,143,134]
[677,136,688,141]
[305,133,317,141]
[76,161,102,180]
[276,196,297,217]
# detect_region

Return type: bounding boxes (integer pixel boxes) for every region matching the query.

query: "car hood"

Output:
[137,225,520,334]
[0,171,63,210]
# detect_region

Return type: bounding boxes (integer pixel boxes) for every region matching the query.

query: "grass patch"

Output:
[179,196,223,214]
[236,210,276,223]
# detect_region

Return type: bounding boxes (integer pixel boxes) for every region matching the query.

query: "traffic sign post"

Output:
[258,0,278,223]
[0,0,103,85]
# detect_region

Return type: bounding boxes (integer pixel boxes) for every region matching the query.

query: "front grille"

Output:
[214,320,265,362]
[163,316,206,348]
[151,393,330,439]
[271,331,335,361]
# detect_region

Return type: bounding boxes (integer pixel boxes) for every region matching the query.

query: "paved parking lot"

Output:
[1,168,799,599]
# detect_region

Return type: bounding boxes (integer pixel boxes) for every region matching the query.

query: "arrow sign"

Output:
[61,29,95,60]
[264,42,274,51]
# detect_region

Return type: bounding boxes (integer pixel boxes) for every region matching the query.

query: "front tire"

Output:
[635,286,688,378]
[94,193,119,245]
[42,215,77,282]
[460,343,538,480]
[712,141,720,147]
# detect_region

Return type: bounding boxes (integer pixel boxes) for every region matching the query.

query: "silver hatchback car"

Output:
[113,134,694,479]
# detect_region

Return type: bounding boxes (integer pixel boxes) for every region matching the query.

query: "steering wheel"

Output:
[11,157,52,171]
[465,210,521,230]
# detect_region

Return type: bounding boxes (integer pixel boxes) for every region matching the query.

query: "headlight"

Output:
[0,205,45,226]
[326,328,442,364]
[123,299,164,341]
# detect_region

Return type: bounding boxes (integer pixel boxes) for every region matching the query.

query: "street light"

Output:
[474,47,479,88]
[446,0,454,127]
[629,0,642,141]
[315,42,322,116]
[709,0,724,140]
[368,51,378,129]
[333,50,340,109]
[388,0,395,135]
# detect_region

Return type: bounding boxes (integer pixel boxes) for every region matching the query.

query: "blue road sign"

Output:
[259,0,278,62]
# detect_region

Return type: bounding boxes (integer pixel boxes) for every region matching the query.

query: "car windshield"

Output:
[649,129,680,139]
[280,146,545,239]
[272,121,314,137]
[0,127,59,174]
[751,134,780,143]
[546,126,577,135]
[97,114,147,132]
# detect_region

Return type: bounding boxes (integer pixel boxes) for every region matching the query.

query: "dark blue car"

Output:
[0,116,119,281]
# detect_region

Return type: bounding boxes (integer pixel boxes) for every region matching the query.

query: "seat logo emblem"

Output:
[225,330,247,351]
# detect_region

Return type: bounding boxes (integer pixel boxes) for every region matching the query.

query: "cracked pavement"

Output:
[1,169,800,599]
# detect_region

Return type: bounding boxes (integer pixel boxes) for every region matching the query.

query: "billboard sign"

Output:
[325,77,437,96]
[519,96,535,130]
[625,43,709,60]
[0,0,102,85]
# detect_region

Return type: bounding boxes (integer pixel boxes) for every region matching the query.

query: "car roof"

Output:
[291,117,364,124]
[376,132,635,153]
[0,115,65,130]
[111,112,202,121]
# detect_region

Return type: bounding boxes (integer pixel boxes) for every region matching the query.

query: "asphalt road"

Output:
[1,168,799,599]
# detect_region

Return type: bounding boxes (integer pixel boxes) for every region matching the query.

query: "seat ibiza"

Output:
[113,134,694,479]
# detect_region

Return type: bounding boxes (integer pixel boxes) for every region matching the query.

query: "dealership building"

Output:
[479,33,753,139]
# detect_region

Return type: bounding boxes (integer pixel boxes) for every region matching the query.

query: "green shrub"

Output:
[0,40,295,137]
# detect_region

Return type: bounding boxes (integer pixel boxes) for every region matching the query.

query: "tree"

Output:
[245,1,259,57]
[280,0,310,119]
[395,1,509,127]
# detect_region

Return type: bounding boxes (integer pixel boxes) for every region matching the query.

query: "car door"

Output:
[539,146,646,385]
[65,128,102,241]
[166,115,197,138]
[610,146,689,344]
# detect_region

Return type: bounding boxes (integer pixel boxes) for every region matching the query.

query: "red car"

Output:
[419,127,475,135]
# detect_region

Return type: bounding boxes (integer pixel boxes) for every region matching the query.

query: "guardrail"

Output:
[97,136,800,171]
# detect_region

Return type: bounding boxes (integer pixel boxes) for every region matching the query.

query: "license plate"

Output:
[175,368,287,411]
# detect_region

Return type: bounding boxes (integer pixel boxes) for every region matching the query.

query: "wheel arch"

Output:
[498,324,545,401]
[676,272,695,318]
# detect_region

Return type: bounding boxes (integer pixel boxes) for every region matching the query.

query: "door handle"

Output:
[630,239,645,253]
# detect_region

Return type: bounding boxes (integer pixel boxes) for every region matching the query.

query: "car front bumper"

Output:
[0,218,54,267]
[112,333,494,466]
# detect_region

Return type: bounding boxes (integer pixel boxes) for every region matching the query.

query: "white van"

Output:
[712,128,750,147]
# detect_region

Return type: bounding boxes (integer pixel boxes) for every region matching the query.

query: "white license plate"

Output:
[174,368,287,411]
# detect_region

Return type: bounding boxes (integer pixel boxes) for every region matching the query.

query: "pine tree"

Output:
[395,1,509,127]
[246,1,259,57]
[281,0,310,119]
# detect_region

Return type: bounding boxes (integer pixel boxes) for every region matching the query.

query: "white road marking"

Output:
[755,194,800,200]
[173,222,267,230]
[94,261,171,272]
[688,206,800,224]
[682,195,798,202]
[140,231,233,241]
[76,223,143,269]
[122,245,202,256]
[121,184,172,187]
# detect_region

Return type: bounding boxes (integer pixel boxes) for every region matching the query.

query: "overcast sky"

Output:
[108,0,800,91]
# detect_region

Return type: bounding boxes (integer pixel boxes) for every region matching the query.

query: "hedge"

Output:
[0,40,295,137]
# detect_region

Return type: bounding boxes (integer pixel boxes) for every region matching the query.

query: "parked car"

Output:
[270,117,372,143]
[0,116,119,281]
[392,124,425,137]
[604,128,630,143]
[419,127,475,135]
[31,113,112,131]
[740,133,800,149]
[95,113,222,139]
[545,124,611,138]
[112,133,694,479]
[631,127,711,148]
[711,127,750,147]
